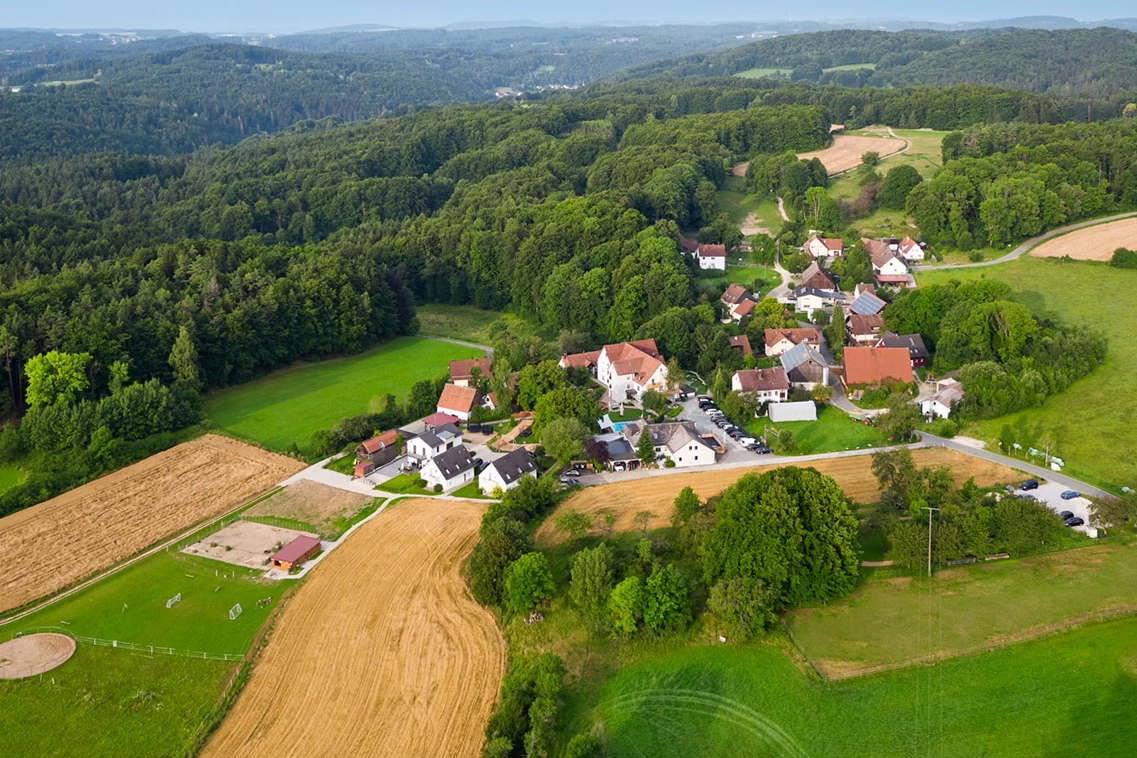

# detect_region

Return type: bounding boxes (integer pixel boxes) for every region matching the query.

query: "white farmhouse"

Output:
[406,423,463,461]
[622,421,716,468]
[420,445,475,492]
[595,340,668,402]
[479,449,538,494]
[695,244,727,270]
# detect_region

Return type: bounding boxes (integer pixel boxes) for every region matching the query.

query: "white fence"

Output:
[17,627,243,663]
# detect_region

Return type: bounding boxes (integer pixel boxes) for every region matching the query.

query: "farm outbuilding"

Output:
[270,535,321,571]
[768,401,818,423]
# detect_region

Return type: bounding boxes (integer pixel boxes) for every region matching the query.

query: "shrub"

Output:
[433,483,443,493]
[1110,247,1137,268]
[502,552,555,613]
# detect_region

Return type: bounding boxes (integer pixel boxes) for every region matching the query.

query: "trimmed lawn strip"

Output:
[745,404,888,455]
[380,472,435,496]
[786,541,1130,675]
[204,336,482,454]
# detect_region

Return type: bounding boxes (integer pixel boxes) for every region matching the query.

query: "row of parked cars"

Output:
[697,396,772,455]
[1019,479,1086,527]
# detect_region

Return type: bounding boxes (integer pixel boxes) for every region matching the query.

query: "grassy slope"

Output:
[204,336,481,453]
[573,617,1137,757]
[788,542,1125,673]
[917,257,1133,489]
[0,645,234,758]
[829,129,949,240]
[746,404,888,456]
[414,303,507,345]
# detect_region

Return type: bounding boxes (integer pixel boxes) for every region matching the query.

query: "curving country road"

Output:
[913,211,1137,271]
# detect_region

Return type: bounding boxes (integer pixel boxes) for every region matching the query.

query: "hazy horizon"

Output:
[5,3,1136,36]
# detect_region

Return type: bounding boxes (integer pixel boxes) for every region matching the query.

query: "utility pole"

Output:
[924,506,940,577]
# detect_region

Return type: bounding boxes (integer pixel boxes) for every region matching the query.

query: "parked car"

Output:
[1057,510,1074,521]
[1060,490,1080,500]
[1020,479,1039,491]
[518,427,533,438]
[558,475,580,486]
[751,445,773,454]
[468,424,483,434]
[1065,516,1085,528]
[561,469,580,478]
[739,437,757,446]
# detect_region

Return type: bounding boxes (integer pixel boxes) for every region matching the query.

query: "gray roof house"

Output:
[780,342,830,388]
[479,449,538,493]
[420,445,476,491]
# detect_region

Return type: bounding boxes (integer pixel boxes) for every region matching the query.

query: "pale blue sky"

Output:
[8,2,1135,35]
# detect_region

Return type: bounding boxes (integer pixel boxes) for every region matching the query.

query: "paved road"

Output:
[913,211,1137,271]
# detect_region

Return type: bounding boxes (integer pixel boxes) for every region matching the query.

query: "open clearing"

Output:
[203,498,504,758]
[562,616,1137,757]
[0,633,76,679]
[183,520,318,570]
[1030,217,1137,260]
[0,434,302,614]
[204,335,482,454]
[244,479,373,538]
[918,256,1137,488]
[798,133,906,176]
[788,542,1137,678]
[537,448,1018,545]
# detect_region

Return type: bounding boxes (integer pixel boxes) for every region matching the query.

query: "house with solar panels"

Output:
[779,342,829,389]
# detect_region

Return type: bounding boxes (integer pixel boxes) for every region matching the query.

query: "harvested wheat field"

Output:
[245,479,373,534]
[798,134,906,176]
[536,448,1018,545]
[203,498,504,758]
[1031,217,1137,260]
[0,434,302,613]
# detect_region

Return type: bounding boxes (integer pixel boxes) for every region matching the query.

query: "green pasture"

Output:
[0,645,233,758]
[734,67,791,79]
[0,466,26,494]
[717,175,780,232]
[825,62,877,72]
[5,549,277,654]
[564,616,1137,756]
[414,303,507,345]
[746,404,888,456]
[918,256,1135,490]
[204,336,481,454]
[788,541,1123,674]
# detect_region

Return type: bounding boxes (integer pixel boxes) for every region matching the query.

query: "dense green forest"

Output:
[617,28,1137,118]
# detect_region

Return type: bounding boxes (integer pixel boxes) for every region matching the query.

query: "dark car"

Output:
[1065,516,1085,528]
[558,475,580,486]
[468,423,483,434]
[751,445,772,454]
[1061,490,1080,500]
[1020,479,1039,491]
[518,427,532,438]
[1057,510,1074,521]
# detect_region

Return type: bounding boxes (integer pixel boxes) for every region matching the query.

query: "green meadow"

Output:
[204,336,482,453]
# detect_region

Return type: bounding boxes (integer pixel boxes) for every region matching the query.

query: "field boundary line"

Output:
[8,625,243,662]
[788,604,1137,683]
[0,486,288,627]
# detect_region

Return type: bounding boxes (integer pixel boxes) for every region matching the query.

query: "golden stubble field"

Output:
[203,498,504,758]
[0,434,302,613]
[1030,217,1137,261]
[536,448,1019,546]
[798,134,907,176]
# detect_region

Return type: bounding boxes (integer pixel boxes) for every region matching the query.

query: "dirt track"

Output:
[1030,217,1137,261]
[0,435,302,613]
[203,498,503,758]
[536,448,1018,545]
[798,134,906,176]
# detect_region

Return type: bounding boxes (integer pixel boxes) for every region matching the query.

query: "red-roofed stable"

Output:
[422,412,460,429]
[843,347,914,387]
[270,536,321,571]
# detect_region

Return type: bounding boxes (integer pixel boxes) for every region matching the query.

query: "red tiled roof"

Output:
[358,430,398,454]
[437,383,477,413]
[449,357,491,381]
[733,298,756,317]
[764,328,820,349]
[806,234,844,252]
[697,244,727,258]
[848,313,884,336]
[843,347,914,386]
[560,350,602,370]
[862,237,892,257]
[874,273,910,284]
[734,367,788,392]
[679,236,700,253]
[271,536,321,565]
[422,411,460,428]
[729,335,752,356]
[721,283,750,305]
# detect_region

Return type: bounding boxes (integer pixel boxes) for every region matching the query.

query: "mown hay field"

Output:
[203,498,504,758]
[1030,217,1137,261]
[0,435,302,614]
[537,448,1018,546]
[798,133,906,176]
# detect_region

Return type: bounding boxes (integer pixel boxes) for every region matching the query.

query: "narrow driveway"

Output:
[913,211,1137,271]
[420,334,494,359]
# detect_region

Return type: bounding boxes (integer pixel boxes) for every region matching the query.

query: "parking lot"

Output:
[1024,480,1098,538]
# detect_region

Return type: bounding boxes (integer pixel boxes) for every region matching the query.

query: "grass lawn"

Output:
[696,265,781,295]
[563,616,1137,756]
[717,175,780,232]
[787,541,1126,675]
[324,453,356,475]
[917,256,1135,490]
[379,472,434,496]
[413,303,506,345]
[204,336,482,454]
[734,67,791,79]
[5,550,278,654]
[0,466,26,494]
[746,404,887,455]
[0,645,234,758]
[452,480,492,500]
[608,407,643,423]
[825,62,877,72]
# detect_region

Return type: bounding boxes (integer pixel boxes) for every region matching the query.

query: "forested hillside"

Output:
[617,28,1137,116]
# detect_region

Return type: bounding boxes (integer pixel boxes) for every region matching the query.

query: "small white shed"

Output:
[768,401,818,423]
